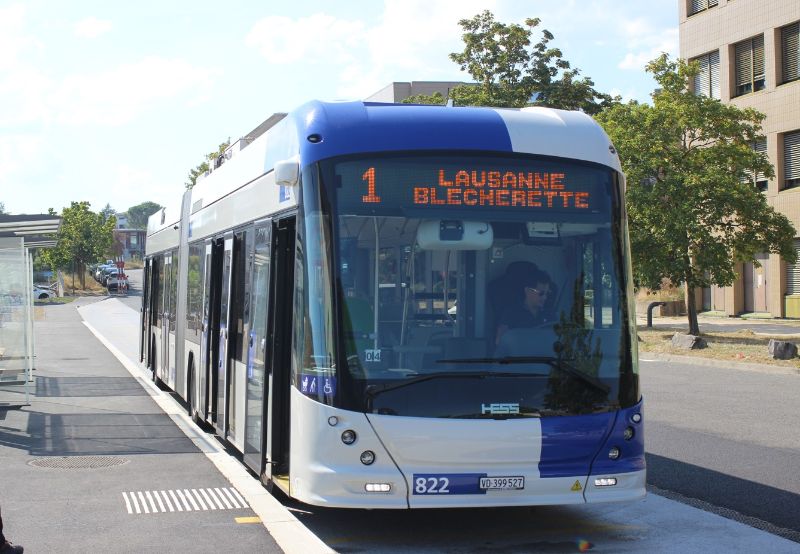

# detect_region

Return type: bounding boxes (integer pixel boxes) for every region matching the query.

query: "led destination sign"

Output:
[410,169,589,209]
[333,157,610,214]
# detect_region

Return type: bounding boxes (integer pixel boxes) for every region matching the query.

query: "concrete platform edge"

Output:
[80,318,334,554]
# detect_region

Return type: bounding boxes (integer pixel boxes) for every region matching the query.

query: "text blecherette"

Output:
[411,169,590,208]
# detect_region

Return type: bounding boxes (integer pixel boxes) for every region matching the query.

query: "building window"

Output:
[786,239,800,295]
[734,35,766,97]
[130,234,138,246]
[785,130,800,190]
[689,0,718,16]
[692,51,720,99]
[782,22,800,85]
[743,139,768,192]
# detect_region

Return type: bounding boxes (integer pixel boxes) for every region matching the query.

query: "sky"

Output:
[0,0,678,216]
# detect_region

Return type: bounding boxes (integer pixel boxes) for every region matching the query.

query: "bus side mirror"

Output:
[274,159,299,187]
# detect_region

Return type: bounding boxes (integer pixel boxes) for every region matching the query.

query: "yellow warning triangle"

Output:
[571,480,583,492]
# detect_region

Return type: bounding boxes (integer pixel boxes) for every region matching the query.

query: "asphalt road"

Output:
[118,267,143,313]
[641,356,800,539]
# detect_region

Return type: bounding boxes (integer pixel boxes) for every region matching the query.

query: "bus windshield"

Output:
[299,153,638,418]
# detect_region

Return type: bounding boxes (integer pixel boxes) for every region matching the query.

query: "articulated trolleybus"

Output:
[142,100,644,509]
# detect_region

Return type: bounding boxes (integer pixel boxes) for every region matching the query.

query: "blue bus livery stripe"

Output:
[588,399,645,476]
[291,101,514,166]
[538,399,645,478]
[538,411,616,478]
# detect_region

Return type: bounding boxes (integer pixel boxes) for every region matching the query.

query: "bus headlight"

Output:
[341,430,357,444]
[608,446,620,460]
[365,483,391,492]
[360,450,376,465]
[594,478,617,487]
[623,427,635,440]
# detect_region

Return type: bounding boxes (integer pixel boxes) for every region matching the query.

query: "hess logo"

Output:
[481,403,520,415]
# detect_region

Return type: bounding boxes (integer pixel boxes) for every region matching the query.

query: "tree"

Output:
[406,11,616,113]
[403,91,447,105]
[100,203,116,221]
[185,141,231,189]
[126,201,162,229]
[596,54,796,335]
[40,202,116,289]
[0,202,6,214]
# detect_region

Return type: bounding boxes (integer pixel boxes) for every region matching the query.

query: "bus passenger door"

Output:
[140,260,150,364]
[226,229,251,446]
[266,216,295,481]
[159,252,173,384]
[199,243,212,421]
[167,249,179,388]
[215,236,234,436]
[201,239,224,424]
[149,257,162,373]
[244,222,271,475]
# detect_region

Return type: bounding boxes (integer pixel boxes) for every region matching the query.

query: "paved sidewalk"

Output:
[638,314,800,335]
[0,298,281,553]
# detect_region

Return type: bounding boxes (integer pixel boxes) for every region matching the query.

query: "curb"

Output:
[639,352,800,376]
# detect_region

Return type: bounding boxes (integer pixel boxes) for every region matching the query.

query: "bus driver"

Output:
[495,268,553,345]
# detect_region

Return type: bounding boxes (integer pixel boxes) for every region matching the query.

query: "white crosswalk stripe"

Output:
[122,488,249,514]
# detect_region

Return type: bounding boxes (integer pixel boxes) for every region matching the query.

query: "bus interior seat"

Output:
[494,327,558,362]
[394,326,450,370]
[425,337,489,369]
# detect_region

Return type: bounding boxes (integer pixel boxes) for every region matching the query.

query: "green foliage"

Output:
[126,201,162,229]
[100,203,116,221]
[40,201,116,289]
[185,141,231,189]
[0,202,6,214]
[402,92,447,105]
[596,54,796,333]
[407,10,616,112]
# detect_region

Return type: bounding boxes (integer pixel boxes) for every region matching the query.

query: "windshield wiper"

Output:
[436,356,610,395]
[364,371,542,399]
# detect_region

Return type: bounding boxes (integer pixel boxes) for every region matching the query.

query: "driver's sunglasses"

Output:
[526,287,550,297]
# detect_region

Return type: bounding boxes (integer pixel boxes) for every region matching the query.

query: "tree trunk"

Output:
[79,262,86,290]
[685,284,700,336]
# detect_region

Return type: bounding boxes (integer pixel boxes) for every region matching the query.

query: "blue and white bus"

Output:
[142,100,645,508]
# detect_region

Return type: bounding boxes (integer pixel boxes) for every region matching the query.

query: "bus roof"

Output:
[150,101,622,242]
[291,101,621,172]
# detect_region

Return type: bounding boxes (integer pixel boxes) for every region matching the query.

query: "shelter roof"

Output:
[0,214,61,248]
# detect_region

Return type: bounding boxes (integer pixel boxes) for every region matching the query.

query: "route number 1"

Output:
[362,167,381,203]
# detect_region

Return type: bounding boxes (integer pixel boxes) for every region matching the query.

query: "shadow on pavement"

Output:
[646,452,800,534]
[0,410,198,456]
[35,376,147,397]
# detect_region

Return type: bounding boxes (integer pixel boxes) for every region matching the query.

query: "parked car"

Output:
[101,268,120,286]
[107,273,128,292]
[94,264,111,281]
[33,284,54,300]
[97,265,118,283]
